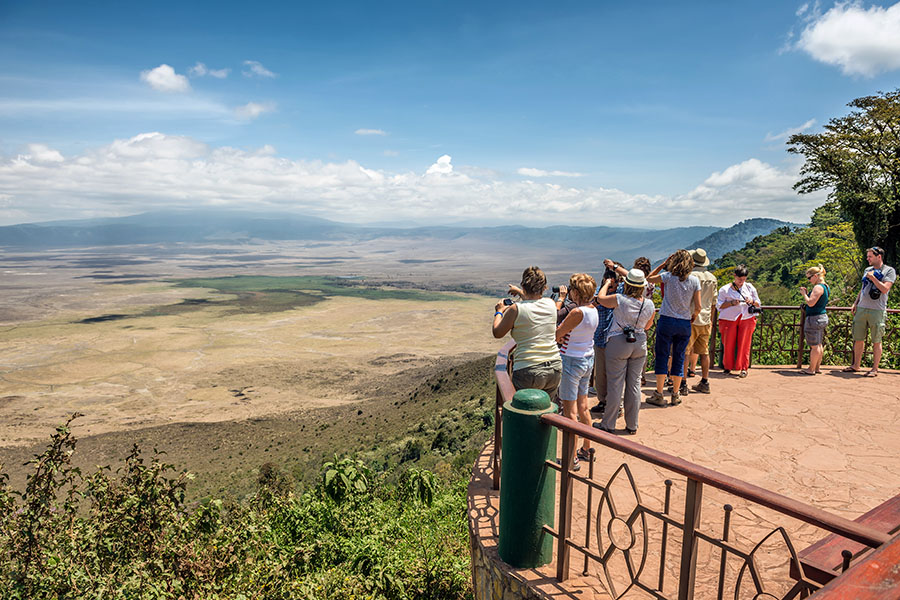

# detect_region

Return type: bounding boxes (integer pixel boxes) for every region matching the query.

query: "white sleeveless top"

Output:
[559,305,598,359]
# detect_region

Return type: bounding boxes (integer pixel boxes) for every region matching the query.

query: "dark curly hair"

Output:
[633,257,651,276]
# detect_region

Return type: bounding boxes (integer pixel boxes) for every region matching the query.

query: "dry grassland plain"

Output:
[0,242,512,495]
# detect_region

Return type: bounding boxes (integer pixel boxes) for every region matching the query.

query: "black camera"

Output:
[623,325,637,343]
[869,288,882,300]
[602,266,618,283]
[503,298,514,306]
[747,305,763,315]
[551,286,561,294]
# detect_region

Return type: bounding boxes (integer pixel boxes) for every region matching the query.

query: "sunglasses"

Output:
[869,246,885,257]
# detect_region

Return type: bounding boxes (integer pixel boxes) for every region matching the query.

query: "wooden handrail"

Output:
[540,412,891,549]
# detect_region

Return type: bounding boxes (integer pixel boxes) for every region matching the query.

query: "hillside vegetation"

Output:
[0,357,499,599]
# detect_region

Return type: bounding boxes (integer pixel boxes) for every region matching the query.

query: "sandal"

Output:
[687,369,696,378]
[625,428,637,435]
[576,448,594,461]
[864,369,879,378]
[842,366,861,373]
[739,370,748,378]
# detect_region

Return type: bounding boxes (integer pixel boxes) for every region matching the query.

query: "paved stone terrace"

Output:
[468,365,900,599]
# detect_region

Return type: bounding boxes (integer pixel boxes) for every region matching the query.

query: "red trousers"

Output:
[719,316,756,371]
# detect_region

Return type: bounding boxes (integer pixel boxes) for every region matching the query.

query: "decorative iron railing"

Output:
[641,305,899,370]
[490,326,898,599]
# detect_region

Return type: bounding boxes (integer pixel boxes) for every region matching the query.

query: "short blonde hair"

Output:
[568,273,596,304]
[806,264,826,282]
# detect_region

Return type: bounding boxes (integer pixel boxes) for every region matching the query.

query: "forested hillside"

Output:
[711,202,893,308]
[687,218,799,262]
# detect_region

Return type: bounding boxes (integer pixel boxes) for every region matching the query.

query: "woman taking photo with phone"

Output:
[492,266,561,397]
[799,265,829,375]
[716,264,761,378]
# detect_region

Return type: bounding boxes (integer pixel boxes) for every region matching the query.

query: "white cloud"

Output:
[426,154,454,175]
[23,144,64,163]
[0,134,828,227]
[795,1,900,77]
[517,167,584,178]
[355,128,387,136]
[189,62,231,79]
[242,60,277,78]
[233,101,276,120]
[188,62,208,77]
[139,64,191,93]
[764,118,816,142]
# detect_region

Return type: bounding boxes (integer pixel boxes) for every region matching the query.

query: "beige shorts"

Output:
[688,323,712,355]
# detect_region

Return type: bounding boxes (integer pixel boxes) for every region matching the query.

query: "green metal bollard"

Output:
[498,388,559,568]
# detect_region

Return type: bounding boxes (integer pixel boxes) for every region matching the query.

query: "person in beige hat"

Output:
[685,248,718,393]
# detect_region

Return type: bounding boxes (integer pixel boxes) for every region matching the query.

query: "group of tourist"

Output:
[491,245,894,470]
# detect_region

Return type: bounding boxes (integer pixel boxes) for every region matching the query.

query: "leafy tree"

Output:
[788,89,900,265]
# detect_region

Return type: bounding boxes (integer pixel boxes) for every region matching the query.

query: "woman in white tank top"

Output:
[555,273,599,470]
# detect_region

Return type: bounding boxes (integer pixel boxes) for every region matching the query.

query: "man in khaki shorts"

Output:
[845,246,895,377]
[686,248,719,393]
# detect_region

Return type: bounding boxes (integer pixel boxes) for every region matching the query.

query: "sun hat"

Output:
[690,248,710,267]
[625,268,646,287]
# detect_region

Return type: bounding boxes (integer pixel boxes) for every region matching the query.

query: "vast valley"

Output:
[0,240,515,497]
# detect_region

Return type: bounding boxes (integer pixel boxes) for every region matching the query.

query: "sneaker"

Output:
[625,427,637,435]
[572,456,581,472]
[723,369,731,375]
[647,390,666,407]
[588,386,597,397]
[576,448,593,462]
[590,401,606,413]
[679,381,689,396]
[640,375,646,386]
[665,376,673,389]
[739,370,748,378]
[692,379,710,394]
[670,392,682,406]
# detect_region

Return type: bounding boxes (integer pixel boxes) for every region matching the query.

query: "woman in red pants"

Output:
[716,265,761,377]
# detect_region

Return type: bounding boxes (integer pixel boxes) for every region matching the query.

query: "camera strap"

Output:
[614,297,646,332]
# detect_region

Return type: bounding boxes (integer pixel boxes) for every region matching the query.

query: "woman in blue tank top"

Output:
[799,265,830,375]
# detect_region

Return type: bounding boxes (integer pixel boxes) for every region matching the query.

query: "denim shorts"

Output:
[559,354,594,401]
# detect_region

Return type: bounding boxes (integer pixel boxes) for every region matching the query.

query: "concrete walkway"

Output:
[468,366,900,599]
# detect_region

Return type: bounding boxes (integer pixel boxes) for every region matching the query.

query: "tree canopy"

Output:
[788,89,900,266]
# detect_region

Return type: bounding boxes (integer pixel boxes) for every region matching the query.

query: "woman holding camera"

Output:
[799,265,829,375]
[594,269,655,434]
[492,266,561,397]
[716,264,761,378]
[646,250,701,406]
[555,273,599,467]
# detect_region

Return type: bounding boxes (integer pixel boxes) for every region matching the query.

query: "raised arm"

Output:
[491,301,517,338]
[646,260,666,285]
[594,278,618,309]
[801,284,824,307]
[556,307,584,343]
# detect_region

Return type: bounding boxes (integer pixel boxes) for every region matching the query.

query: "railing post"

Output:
[678,477,703,600]
[492,383,502,490]
[797,304,807,369]
[556,427,575,581]
[498,389,558,568]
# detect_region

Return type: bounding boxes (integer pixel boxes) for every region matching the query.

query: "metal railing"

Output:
[641,305,899,370]
[489,321,897,599]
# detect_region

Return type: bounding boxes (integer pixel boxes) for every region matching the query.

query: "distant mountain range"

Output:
[0,210,799,266]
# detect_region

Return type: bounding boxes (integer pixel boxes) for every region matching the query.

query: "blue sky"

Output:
[1,1,899,227]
